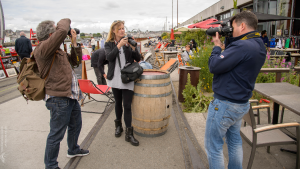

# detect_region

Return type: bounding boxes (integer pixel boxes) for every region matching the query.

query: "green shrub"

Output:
[182,73,213,112]
[189,44,214,93]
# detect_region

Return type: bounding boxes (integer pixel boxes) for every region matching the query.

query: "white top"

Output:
[107,47,134,91]
[91,38,96,45]
[181,50,193,62]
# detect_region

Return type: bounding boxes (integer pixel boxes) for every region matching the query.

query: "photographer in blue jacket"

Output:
[205,11,266,169]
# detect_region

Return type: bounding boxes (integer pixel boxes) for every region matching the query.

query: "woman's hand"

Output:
[117,38,128,49]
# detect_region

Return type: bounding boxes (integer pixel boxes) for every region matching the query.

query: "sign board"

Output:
[284,29,289,35]
[277,29,282,36]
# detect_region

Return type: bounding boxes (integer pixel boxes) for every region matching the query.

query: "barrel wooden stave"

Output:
[132,71,172,136]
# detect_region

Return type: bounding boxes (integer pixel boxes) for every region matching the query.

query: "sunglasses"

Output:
[114,20,124,23]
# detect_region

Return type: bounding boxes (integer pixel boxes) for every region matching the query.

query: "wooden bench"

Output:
[291,54,300,66]
[259,68,290,82]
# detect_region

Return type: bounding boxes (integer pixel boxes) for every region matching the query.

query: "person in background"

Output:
[34,18,89,169]
[260,30,270,52]
[15,32,32,60]
[91,48,108,85]
[80,43,85,48]
[181,44,193,63]
[91,37,96,51]
[205,11,266,169]
[100,38,105,49]
[105,20,141,146]
[170,40,176,47]
[190,39,197,51]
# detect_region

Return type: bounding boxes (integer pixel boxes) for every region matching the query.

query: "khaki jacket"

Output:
[34,18,82,97]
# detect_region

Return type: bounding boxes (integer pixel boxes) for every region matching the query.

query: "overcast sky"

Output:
[2,0,219,33]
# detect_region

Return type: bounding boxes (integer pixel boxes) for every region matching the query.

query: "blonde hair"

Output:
[106,21,125,42]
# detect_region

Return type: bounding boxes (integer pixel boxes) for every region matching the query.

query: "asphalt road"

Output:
[0,76,19,104]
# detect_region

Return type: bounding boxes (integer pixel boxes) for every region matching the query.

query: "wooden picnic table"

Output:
[254,82,300,124]
[161,51,179,61]
[270,48,300,52]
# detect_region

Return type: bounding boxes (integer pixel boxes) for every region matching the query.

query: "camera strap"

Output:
[240,32,260,41]
[71,39,80,68]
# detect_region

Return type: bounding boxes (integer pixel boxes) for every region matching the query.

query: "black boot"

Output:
[114,120,123,137]
[125,127,139,146]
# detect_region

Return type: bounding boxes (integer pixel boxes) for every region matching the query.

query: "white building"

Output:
[180,0,300,37]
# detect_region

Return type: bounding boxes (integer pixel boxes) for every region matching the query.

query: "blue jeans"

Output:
[44,97,82,169]
[205,98,250,169]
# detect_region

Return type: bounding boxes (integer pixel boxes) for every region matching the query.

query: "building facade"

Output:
[180,0,299,37]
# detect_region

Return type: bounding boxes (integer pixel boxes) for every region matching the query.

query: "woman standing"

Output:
[105,20,141,146]
[190,39,197,51]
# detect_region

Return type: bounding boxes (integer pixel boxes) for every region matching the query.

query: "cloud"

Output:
[23,16,42,22]
[105,2,119,9]
[2,0,220,33]
[5,16,14,20]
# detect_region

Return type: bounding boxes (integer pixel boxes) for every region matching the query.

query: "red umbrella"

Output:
[188,19,221,29]
[188,23,198,28]
[170,29,174,40]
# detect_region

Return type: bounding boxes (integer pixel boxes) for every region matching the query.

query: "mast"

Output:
[0,0,5,45]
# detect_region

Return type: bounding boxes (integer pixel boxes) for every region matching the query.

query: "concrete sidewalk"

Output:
[63,68,209,169]
[0,61,108,169]
[75,109,185,169]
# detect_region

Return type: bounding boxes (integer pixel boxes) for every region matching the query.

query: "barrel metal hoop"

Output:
[133,115,171,122]
[134,130,167,137]
[135,81,171,87]
[132,123,169,131]
[134,91,172,98]
[139,73,170,80]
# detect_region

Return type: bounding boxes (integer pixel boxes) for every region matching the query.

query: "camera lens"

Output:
[206,27,222,36]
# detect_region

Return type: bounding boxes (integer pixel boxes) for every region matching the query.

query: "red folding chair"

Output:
[78,79,114,114]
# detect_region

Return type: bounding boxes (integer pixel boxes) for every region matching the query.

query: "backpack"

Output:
[17,53,55,102]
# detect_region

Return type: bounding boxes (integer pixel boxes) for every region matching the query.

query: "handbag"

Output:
[117,54,143,84]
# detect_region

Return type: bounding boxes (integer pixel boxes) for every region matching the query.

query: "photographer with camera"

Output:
[34,18,89,169]
[105,20,141,146]
[204,11,266,169]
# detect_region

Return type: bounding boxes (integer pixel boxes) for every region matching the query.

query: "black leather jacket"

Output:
[104,41,141,80]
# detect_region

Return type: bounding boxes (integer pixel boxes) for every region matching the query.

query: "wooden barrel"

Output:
[132,69,172,137]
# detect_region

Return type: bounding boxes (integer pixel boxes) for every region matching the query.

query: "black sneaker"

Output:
[67,149,90,158]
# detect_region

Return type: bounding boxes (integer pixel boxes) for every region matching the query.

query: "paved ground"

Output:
[0,60,103,169]
[1,38,299,169]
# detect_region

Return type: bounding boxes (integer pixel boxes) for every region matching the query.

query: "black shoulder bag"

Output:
[117,53,143,84]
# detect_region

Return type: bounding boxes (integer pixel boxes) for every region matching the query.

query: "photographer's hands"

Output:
[117,38,128,49]
[117,37,136,51]
[212,32,223,48]
[69,29,77,47]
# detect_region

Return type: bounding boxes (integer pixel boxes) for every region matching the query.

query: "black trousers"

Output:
[93,67,106,85]
[112,88,134,127]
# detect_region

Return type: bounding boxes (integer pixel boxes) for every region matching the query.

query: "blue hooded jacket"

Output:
[209,31,266,103]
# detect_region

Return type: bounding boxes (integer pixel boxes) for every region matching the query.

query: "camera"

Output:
[123,34,137,47]
[206,22,233,37]
[68,28,80,36]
